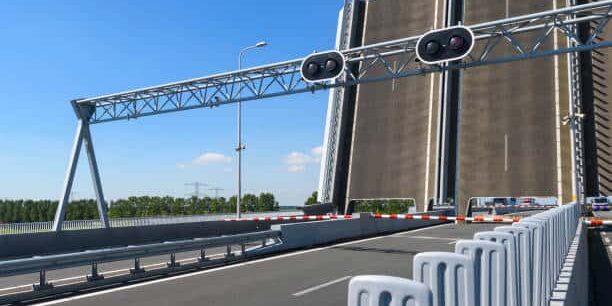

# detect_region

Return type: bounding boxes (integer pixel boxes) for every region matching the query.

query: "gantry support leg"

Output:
[53,102,109,231]
[82,122,110,228]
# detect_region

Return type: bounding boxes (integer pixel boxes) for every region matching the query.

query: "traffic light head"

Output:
[416,26,474,65]
[300,50,345,83]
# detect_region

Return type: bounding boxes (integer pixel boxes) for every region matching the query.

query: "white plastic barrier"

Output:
[413,252,475,306]
[473,231,518,306]
[348,203,583,306]
[348,275,432,306]
[455,240,506,306]
[514,220,546,306]
[495,226,532,306]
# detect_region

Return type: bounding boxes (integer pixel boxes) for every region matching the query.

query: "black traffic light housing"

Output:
[416,26,474,65]
[300,50,345,83]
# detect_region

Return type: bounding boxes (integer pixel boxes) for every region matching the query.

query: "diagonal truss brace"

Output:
[79,0,612,124]
[53,101,110,231]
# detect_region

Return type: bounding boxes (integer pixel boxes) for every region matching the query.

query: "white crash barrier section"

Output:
[413,252,475,306]
[474,231,518,306]
[348,275,432,306]
[495,226,532,306]
[348,202,583,306]
[455,240,506,306]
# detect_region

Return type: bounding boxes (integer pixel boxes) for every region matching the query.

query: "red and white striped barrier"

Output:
[222,213,611,226]
[583,219,612,226]
[372,213,522,223]
[223,214,353,222]
[224,213,521,223]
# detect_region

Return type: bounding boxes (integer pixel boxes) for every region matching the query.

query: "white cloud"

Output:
[193,152,232,165]
[288,165,306,173]
[178,152,232,169]
[311,146,323,158]
[285,145,322,172]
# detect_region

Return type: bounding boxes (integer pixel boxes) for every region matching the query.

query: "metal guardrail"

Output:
[0,229,281,303]
[0,211,299,235]
[349,202,582,306]
[0,230,280,277]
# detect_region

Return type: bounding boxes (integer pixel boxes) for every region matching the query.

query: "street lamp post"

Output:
[237,41,267,219]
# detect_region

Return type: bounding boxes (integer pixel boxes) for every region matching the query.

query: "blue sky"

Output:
[0,0,343,206]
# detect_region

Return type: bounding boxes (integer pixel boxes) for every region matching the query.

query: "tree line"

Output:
[0,193,279,223]
[352,199,414,214]
[303,191,413,214]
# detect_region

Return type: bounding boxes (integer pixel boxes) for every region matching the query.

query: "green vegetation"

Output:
[0,193,279,223]
[304,191,318,205]
[351,199,414,214]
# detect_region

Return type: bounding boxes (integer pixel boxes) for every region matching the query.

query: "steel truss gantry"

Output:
[54,1,612,230]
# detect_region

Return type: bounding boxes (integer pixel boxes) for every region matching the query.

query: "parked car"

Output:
[519,197,537,205]
[492,197,517,206]
[588,196,610,211]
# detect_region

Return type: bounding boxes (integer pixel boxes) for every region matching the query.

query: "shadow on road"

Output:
[589,228,612,306]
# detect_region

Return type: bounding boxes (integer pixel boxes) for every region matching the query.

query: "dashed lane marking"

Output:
[291,275,352,297]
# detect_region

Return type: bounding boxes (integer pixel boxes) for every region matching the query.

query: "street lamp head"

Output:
[255,41,268,48]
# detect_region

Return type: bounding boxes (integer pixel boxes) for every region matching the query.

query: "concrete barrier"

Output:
[254,212,449,254]
[549,221,588,306]
[494,206,550,215]
[0,219,302,260]
[1,211,451,260]
[301,203,335,215]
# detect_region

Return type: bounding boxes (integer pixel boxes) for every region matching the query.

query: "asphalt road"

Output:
[457,0,573,212]
[24,223,498,306]
[347,0,444,211]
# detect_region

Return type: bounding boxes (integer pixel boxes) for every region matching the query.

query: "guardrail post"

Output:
[198,249,208,262]
[241,243,246,255]
[33,269,53,291]
[167,253,180,268]
[130,257,145,274]
[225,245,234,258]
[86,263,104,281]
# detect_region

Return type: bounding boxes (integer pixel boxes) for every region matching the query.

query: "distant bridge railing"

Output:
[0,211,299,235]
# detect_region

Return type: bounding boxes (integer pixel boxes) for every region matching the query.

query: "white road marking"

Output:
[391,222,454,237]
[553,0,563,203]
[404,236,457,241]
[291,275,352,297]
[391,61,397,91]
[506,0,510,18]
[504,133,508,172]
[31,225,445,306]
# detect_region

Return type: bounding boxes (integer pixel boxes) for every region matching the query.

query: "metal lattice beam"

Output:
[78,1,612,124]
